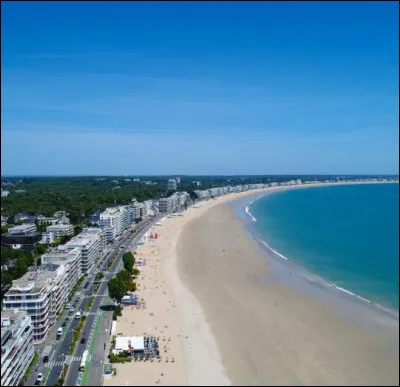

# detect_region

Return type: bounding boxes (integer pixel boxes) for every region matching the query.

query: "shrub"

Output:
[131,267,140,276]
[22,351,38,382]
[53,378,64,386]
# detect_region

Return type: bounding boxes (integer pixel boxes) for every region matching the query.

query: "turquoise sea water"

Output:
[250,183,399,310]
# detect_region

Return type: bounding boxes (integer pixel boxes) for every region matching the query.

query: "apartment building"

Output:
[158,197,174,213]
[1,311,35,386]
[132,202,148,220]
[99,206,129,241]
[1,224,42,250]
[36,216,59,226]
[194,189,210,200]
[46,224,74,238]
[2,259,78,343]
[193,184,269,202]
[8,224,36,235]
[158,192,189,213]
[174,192,190,208]
[65,229,104,273]
[54,211,69,223]
[41,231,55,244]
[167,178,177,191]
[1,189,10,197]
[41,248,82,315]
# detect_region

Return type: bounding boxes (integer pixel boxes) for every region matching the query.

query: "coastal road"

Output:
[30,242,119,387]
[64,216,161,386]
[25,219,154,387]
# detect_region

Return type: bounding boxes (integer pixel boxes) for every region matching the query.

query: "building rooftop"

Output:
[47,224,73,229]
[115,336,144,352]
[6,264,61,295]
[8,224,36,235]
[66,234,98,248]
[1,310,30,350]
[41,247,81,265]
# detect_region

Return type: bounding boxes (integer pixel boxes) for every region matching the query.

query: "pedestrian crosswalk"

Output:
[85,310,103,316]
[84,294,104,298]
[45,354,92,368]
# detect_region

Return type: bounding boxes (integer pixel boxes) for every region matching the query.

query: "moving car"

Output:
[36,373,43,385]
[80,337,86,344]
[75,311,82,319]
[56,327,63,339]
[42,346,52,363]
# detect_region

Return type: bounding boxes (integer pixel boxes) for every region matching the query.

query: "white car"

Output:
[36,373,43,384]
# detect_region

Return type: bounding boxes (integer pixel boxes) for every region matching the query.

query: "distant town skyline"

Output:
[1,1,398,175]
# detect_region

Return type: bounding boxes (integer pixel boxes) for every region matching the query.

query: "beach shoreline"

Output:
[105,181,399,386]
[228,187,399,319]
[177,182,398,386]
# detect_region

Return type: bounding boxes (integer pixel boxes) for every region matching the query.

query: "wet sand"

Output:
[177,202,399,386]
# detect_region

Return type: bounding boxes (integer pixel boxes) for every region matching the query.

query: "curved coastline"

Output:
[177,185,399,385]
[235,183,399,319]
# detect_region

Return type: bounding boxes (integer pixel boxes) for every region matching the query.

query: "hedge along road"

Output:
[64,216,160,386]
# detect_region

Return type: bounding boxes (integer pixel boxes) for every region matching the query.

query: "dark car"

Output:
[84,282,89,289]
[80,338,86,344]
[62,320,67,327]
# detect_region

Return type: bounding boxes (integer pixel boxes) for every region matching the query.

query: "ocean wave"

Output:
[245,205,257,222]
[335,286,357,297]
[254,235,398,318]
[257,238,288,260]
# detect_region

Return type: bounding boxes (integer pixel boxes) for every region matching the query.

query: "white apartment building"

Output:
[8,224,36,235]
[167,178,177,191]
[158,192,189,213]
[99,206,129,241]
[41,248,82,312]
[158,197,174,213]
[46,224,74,238]
[54,211,70,224]
[174,192,190,208]
[2,256,80,343]
[36,216,59,226]
[41,231,55,244]
[1,311,35,387]
[1,189,10,197]
[132,202,148,220]
[194,189,210,200]
[65,229,104,273]
[80,227,107,255]
[193,184,268,201]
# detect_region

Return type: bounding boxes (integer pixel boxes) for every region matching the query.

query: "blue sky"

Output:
[1,1,398,175]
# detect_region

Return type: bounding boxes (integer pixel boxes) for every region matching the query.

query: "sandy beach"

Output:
[105,182,399,386]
